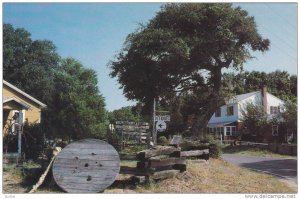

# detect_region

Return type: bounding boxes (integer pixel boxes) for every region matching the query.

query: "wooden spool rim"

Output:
[52,139,120,193]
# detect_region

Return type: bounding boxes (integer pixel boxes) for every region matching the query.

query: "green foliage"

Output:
[23,123,46,160]
[158,136,169,146]
[4,24,109,142]
[3,23,60,105]
[240,102,271,142]
[202,135,223,158]
[281,101,297,142]
[108,106,142,123]
[109,3,269,133]
[44,58,108,140]
[223,70,297,102]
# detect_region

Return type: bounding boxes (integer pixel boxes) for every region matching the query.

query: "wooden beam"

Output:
[119,166,153,176]
[152,170,180,180]
[180,149,209,157]
[136,146,181,160]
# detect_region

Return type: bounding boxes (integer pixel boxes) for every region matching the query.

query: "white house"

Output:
[207,87,285,141]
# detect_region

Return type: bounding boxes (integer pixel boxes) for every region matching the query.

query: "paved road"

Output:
[222,154,297,185]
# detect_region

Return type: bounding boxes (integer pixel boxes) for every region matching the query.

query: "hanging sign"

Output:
[155,115,170,122]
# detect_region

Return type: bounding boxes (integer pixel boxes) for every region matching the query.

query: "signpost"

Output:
[156,120,167,132]
[152,97,171,146]
[155,115,170,122]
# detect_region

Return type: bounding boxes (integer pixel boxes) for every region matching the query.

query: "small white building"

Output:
[207,87,284,141]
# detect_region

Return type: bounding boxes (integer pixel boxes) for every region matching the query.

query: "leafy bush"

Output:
[202,135,223,158]
[158,136,169,146]
[23,123,47,160]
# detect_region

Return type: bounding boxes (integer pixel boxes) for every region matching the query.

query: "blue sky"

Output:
[3,3,298,111]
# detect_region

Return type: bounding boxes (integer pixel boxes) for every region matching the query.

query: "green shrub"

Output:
[158,136,169,145]
[202,135,223,158]
[23,123,47,160]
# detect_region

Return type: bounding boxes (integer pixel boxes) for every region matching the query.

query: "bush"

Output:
[158,136,169,145]
[23,123,47,160]
[202,135,223,158]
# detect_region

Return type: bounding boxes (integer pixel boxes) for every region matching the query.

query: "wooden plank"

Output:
[119,166,153,176]
[180,149,209,157]
[136,158,186,169]
[181,141,210,151]
[52,139,120,193]
[151,170,180,180]
[136,146,181,160]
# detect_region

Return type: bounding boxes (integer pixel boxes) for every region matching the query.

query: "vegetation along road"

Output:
[222,154,297,187]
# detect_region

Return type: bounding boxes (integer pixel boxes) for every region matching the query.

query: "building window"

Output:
[272,125,278,136]
[225,126,237,136]
[225,127,231,136]
[232,127,237,136]
[215,108,221,117]
[270,106,280,114]
[209,127,215,133]
[227,106,234,116]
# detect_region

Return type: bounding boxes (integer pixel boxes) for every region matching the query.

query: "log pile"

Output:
[120,143,210,182]
[180,140,210,160]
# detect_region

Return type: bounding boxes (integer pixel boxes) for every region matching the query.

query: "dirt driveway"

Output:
[222,154,297,187]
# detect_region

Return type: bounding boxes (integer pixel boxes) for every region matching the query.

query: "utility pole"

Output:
[152,98,157,145]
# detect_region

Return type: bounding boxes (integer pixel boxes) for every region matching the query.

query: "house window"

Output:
[225,126,237,136]
[232,127,237,136]
[272,125,279,136]
[215,108,221,117]
[209,127,215,133]
[227,106,234,116]
[225,126,232,136]
[270,106,280,114]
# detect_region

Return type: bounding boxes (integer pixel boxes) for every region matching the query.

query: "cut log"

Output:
[137,157,186,169]
[119,166,153,176]
[136,146,181,160]
[149,157,186,168]
[151,169,180,180]
[180,149,209,157]
[181,141,210,151]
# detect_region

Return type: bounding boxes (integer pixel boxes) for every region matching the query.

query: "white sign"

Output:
[155,115,170,122]
[156,120,167,132]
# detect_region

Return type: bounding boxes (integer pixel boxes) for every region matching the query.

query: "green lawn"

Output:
[222,145,296,159]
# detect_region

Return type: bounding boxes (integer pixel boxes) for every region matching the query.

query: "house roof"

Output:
[3,80,47,108]
[226,91,259,104]
[3,97,32,110]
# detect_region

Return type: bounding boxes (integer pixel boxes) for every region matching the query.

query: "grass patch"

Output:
[3,159,295,193]
[223,145,296,159]
[135,159,295,193]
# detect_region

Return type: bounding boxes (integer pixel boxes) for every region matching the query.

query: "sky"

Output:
[3,3,298,111]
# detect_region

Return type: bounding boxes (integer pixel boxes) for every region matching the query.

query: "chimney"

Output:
[261,86,267,113]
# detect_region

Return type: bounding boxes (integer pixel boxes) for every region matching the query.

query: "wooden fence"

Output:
[120,144,210,182]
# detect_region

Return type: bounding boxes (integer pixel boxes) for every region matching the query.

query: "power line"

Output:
[264,4,297,31]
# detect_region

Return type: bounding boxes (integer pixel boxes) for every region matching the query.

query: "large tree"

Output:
[3,23,60,104]
[110,3,269,133]
[44,58,108,140]
[223,70,297,102]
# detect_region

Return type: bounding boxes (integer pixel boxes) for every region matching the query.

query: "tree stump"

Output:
[52,139,120,193]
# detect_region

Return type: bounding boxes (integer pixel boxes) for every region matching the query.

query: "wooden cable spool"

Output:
[52,139,120,193]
